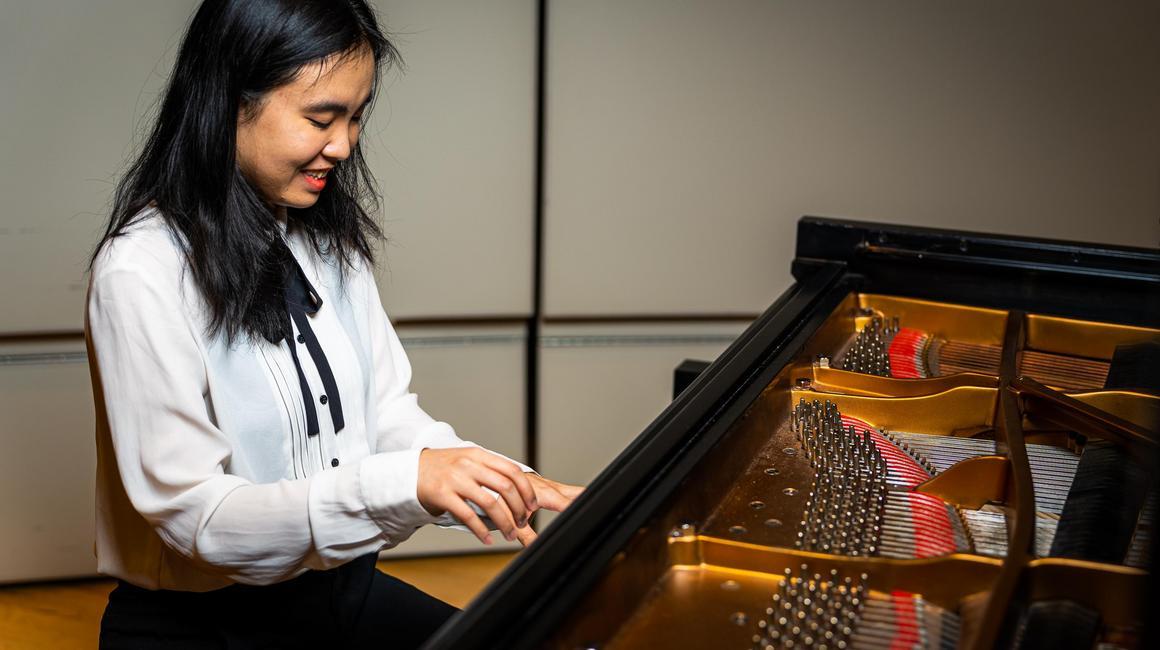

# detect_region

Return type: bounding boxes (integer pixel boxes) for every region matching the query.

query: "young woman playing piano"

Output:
[85,1,580,647]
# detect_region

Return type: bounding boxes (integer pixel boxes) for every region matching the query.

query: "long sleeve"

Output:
[88,260,430,586]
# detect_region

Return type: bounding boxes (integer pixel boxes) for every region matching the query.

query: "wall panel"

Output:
[543,0,1160,316]
[368,0,537,319]
[537,322,746,489]
[0,2,198,333]
[0,341,95,583]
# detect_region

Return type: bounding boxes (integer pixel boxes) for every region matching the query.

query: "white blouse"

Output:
[85,207,523,592]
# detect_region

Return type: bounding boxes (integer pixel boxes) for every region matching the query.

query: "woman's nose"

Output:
[323,131,352,161]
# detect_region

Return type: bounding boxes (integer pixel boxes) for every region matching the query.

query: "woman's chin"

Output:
[280,193,322,209]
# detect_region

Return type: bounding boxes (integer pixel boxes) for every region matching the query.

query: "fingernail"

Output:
[484,536,493,545]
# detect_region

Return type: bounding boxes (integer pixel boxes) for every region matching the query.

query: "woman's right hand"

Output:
[416,447,538,545]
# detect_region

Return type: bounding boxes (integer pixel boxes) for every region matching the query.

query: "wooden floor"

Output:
[0,553,516,650]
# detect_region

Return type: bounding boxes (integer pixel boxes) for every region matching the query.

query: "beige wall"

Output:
[0,1,536,332]
[543,0,1160,317]
[368,0,537,320]
[0,1,199,333]
[537,321,747,488]
[0,340,94,583]
[3,1,1155,328]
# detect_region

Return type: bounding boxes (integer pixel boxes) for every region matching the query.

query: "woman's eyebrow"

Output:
[303,96,373,115]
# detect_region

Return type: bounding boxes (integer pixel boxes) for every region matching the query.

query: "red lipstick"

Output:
[302,171,327,191]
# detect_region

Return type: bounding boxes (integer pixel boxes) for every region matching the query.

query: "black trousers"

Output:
[98,554,458,650]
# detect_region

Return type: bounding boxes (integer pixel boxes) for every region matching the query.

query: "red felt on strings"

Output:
[842,415,957,557]
[889,591,921,649]
[888,328,929,379]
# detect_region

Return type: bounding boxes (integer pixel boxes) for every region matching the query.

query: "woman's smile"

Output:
[301,168,330,192]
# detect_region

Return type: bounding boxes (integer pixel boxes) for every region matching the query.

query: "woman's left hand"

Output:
[514,474,584,547]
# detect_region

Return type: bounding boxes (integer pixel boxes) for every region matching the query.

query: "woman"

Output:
[85,1,581,647]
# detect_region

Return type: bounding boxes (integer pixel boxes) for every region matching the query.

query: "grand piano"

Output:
[425,217,1159,650]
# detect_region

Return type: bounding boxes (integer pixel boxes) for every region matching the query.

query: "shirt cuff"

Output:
[358,449,441,538]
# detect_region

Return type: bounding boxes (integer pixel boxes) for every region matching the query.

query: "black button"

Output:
[319,395,328,404]
[297,334,305,344]
[330,458,340,467]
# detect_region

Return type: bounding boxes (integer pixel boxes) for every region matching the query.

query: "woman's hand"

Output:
[417,448,537,546]
[416,448,585,548]
[513,474,585,547]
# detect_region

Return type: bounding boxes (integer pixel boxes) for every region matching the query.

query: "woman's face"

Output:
[236,47,375,213]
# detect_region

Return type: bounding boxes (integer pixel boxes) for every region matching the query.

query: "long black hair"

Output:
[91,0,400,346]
